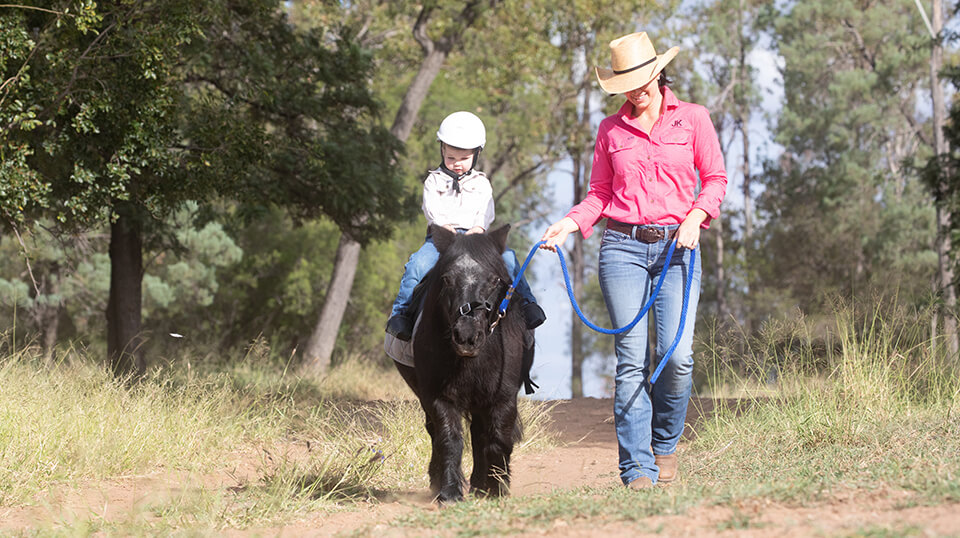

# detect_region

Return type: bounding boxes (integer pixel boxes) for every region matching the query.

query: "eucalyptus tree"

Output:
[759,0,939,323]
[921,0,956,353]
[683,0,765,332]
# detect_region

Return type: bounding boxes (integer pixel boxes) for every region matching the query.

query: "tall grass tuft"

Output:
[1,337,557,531]
[396,301,959,536]
[0,346,279,505]
[691,299,960,502]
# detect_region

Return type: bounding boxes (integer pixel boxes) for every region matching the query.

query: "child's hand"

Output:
[443,225,457,233]
[466,226,485,235]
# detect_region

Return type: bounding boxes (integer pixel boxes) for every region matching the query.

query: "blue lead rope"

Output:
[498,239,696,385]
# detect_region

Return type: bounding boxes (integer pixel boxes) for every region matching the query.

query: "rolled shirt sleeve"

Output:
[690,105,727,223]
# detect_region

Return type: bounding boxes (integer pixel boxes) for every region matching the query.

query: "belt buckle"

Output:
[638,227,663,243]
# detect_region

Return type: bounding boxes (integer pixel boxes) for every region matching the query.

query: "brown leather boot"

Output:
[626,476,653,490]
[655,453,678,484]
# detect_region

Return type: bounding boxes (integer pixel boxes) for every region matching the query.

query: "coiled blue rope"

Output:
[499,239,696,384]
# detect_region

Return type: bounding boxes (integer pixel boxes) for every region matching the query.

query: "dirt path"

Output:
[4,398,958,536]
[285,397,960,537]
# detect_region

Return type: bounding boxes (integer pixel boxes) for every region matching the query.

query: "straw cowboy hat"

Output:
[595,32,679,94]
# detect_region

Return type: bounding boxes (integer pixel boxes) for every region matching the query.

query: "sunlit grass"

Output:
[0,338,558,533]
[395,301,960,535]
[5,298,957,535]
[688,301,960,504]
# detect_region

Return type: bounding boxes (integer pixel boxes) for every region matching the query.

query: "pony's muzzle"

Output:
[452,317,485,357]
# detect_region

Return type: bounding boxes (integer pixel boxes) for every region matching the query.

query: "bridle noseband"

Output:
[454,283,506,335]
[458,300,493,317]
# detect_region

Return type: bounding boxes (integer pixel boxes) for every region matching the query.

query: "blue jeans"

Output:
[390,233,537,317]
[597,225,701,485]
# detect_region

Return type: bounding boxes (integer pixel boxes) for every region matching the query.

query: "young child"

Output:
[386,111,546,341]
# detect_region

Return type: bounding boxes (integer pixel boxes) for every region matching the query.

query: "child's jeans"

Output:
[390,232,538,317]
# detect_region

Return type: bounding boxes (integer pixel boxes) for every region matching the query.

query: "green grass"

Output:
[3,300,958,536]
[391,302,960,536]
[0,342,557,534]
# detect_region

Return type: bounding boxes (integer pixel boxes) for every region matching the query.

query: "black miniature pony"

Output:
[393,224,534,503]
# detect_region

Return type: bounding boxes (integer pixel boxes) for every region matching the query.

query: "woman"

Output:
[541,32,727,489]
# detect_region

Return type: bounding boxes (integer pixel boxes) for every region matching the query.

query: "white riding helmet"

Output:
[436,111,486,150]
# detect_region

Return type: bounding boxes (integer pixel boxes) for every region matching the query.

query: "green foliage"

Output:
[1,0,419,364]
[755,0,938,318]
[179,5,417,244]
[171,206,418,361]
[142,203,243,316]
[0,207,244,349]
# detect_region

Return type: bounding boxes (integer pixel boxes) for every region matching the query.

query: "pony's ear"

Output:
[488,224,511,253]
[431,225,457,254]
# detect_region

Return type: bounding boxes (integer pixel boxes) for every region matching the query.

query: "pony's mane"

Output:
[417,232,511,302]
[438,233,511,280]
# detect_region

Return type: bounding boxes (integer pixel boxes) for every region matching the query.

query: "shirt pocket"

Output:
[659,130,694,162]
[431,179,454,196]
[606,137,642,178]
[460,180,481,194]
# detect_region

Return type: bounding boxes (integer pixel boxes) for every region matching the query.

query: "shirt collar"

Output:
[431,168,483,184]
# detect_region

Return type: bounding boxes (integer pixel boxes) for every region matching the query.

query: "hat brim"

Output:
[595,46,679,94]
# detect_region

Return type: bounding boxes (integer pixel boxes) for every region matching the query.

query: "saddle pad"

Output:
[383,313,423,367]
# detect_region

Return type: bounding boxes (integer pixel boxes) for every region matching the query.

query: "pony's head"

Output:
[431,225,511,357]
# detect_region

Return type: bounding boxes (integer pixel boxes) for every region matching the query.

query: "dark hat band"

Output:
[613,56,656,75]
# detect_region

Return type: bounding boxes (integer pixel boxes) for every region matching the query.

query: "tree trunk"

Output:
[41,275,61,366]
[570,152,585,399]
[714,218,728,323]
[301,234,361,375]
[930,0,958,356]
[390,47,448,141]
[107,203,145,379]
[299,3,497,375]
[736,0,753,337]
[568,48,594,398]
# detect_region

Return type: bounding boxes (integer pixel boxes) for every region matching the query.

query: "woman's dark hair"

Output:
[658,70,672,88]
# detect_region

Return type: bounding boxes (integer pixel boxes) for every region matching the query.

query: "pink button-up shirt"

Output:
[567,87,728,239]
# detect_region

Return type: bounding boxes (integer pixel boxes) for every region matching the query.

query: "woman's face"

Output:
[626,76,661,113]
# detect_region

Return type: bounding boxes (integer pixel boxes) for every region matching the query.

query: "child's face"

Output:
[442,144,475,175]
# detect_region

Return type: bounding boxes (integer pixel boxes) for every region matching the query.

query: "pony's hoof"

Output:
[434,490,464,505]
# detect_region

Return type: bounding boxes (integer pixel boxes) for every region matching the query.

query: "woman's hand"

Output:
[466,226,485,235]
[676,209,707,249]
[540,217,580,251]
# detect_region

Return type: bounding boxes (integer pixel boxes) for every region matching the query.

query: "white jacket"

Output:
[421,168,495,230]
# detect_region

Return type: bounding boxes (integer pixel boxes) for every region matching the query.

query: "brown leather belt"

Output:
[606,220,677,243]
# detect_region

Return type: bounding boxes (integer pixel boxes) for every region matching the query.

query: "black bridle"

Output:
[454,282,506,334]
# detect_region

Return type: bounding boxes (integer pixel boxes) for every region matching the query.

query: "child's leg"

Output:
[391,239,440,317]
[502,248,546,330]
[501,248,537,305]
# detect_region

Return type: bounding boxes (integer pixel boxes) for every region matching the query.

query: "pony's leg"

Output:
[481,401,519,497]
[468,415,490,495]
[427,399,465,503]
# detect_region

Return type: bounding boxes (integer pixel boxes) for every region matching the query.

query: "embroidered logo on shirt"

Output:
[613,136,635,150]
[671,119,683,128]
